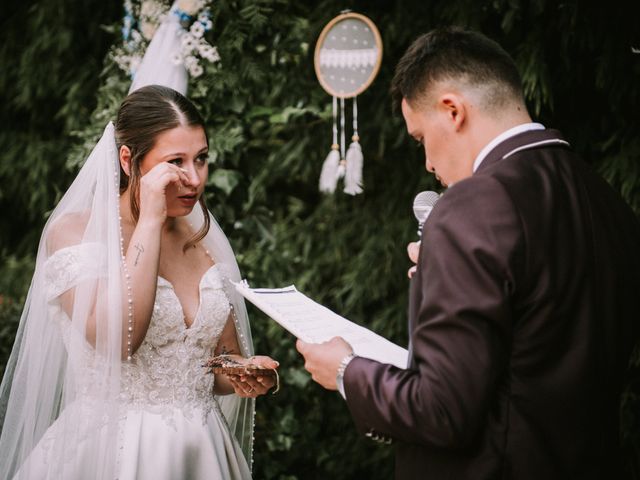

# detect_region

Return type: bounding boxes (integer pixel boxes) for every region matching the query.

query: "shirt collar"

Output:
[472,122,545,173]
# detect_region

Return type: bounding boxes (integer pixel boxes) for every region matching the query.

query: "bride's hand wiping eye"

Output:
[138,163,189,223]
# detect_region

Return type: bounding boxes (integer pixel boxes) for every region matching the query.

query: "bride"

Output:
[1,2,279,478]
[0,83,277,479]
[0,81,277,480]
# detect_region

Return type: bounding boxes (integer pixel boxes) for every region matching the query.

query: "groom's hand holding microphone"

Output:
[407,190,440,278]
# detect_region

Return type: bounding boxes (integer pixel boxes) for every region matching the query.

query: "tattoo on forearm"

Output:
[134,243,144,266]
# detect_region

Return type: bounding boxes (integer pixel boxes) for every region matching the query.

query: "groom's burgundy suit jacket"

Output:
[343,129,640,479]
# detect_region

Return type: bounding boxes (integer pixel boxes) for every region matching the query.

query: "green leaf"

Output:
[208,168,242,195]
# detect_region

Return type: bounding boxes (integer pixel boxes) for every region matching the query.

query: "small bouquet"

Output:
[204,355,278,378]
[205,355,280,394]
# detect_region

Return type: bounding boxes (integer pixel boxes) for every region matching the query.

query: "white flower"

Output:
[180,33,197,53]
[197,11,209,23]
[181,32,193,45]
[113,54,129,71]
[190,22,205,39]
[196,42,220,63]
[184,55,198,69]
[204,46,220,63]
[129,57,141,74]
[201,19,213,31]
[177,0,203,16]
[197,42,212,56]
[140,21,157,41]
[140,0,163,18]
[171,53,183,65]
[189,63,204,77]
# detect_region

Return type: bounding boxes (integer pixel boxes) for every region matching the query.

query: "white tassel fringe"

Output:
[319,147,341,193]
[343,138,363,195]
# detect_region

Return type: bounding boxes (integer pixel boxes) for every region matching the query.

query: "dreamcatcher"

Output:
[314,11,383,195]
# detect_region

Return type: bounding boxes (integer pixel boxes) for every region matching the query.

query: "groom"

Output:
[297,27,640,479]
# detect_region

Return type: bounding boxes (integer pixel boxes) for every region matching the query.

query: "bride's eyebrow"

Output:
[160,152,187,159]
[160,146,208,159]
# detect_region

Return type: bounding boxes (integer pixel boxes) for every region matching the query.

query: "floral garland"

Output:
[113,0,220,79]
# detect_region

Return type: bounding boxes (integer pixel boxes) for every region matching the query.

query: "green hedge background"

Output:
[1,0,639,478]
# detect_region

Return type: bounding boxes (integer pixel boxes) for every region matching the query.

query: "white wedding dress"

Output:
[17,243,251,479]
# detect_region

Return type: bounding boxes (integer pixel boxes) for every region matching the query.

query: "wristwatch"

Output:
[336,353,356,399]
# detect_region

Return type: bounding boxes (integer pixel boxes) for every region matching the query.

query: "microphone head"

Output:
[413,190,440,223]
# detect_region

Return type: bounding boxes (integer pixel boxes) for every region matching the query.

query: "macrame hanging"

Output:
[314,11,383,195]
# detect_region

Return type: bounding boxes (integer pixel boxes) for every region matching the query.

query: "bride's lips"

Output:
[177,193,198,207]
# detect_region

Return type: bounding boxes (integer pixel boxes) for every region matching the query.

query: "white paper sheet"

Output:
[234,281,408,369]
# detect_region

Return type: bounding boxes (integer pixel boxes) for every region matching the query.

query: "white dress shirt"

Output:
[472,122,545,173]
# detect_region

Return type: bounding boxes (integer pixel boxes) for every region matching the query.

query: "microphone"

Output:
[413,190,440,237]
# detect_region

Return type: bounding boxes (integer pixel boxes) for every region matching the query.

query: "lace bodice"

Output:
[121,265,230,419]
[44,244,231,423]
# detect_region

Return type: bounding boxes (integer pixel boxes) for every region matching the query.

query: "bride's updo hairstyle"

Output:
[115,84,210,249]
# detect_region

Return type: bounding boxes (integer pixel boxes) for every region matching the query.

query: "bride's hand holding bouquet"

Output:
[206,354,279,398]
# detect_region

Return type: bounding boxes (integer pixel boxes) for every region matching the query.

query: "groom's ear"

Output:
[119,145,132,176]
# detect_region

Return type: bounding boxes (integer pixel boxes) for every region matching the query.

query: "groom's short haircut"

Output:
[391,27,525,112]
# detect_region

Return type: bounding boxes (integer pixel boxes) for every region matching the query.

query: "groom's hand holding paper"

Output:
[233,281,408,390]
[296,337,353,390]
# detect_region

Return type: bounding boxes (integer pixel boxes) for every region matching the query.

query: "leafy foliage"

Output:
[1,0,639,478]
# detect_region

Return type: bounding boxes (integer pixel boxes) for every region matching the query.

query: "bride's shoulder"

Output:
[43,212,106,287]
[45,211,92,255]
